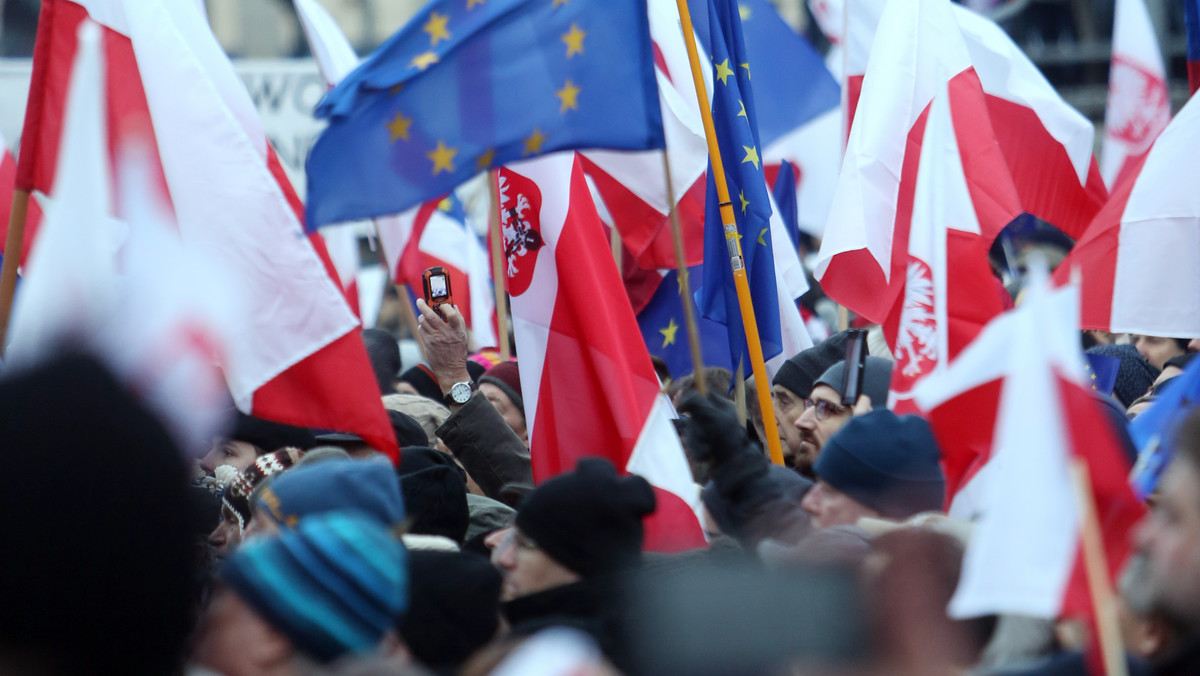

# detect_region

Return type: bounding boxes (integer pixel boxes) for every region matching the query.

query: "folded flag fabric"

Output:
[306,0,666,229]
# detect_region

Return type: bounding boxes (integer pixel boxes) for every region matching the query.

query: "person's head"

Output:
[194,511,408,674]
[0,354,196,675]
[770,338,852,471]
[396,364,444,402]
[200,412,316,475]
[669,367,734,408]
[1086,344,1161,408]
[479,361,527,444]
[382,392,450,446]
[209,449,304,558]
[793,357,893,472]
[802,410,944,530]
[316,409,428,458]
[1134,335,1189,371]
[398,550,503,671]
[249,457,406,539]
[486,458,655,600]
[397,447,471,544]
[1118,552,1182,660]
[1137,408,1200,632]
[363,328,402,396]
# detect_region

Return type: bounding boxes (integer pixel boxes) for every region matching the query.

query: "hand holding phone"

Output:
[422,266,453,319]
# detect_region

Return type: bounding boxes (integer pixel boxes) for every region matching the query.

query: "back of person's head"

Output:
[363,328,402,395]
[0,353,195,675]
[515,458,656,577]
[669,367,733,405]
[220,511,408,663]
[383,392,450,445]
[398,451,470,544]
[255,457,406,530]
[399,550,502,670]
[814,410,945,519]
[230,411,317,454]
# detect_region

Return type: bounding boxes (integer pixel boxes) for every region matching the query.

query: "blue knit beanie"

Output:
[221,511,407,663]
[254,458,405,530]
[813,410,945,519]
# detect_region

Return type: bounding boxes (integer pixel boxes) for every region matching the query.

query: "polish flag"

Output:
[577,0,708,271]
[815,0,1021,325]
[915,266,1145,625]
[1054,91,1200,339]
[813,0,1104,262]
[885,75,1009,415]
[7,21,239,454]
[376,199,498,349]
[1101,0,1171,190]
[498,153,707,552]
[293,0,365,318]
[16,0,397,460]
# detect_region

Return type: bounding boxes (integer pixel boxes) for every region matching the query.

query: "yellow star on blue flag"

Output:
[306,0,666,230]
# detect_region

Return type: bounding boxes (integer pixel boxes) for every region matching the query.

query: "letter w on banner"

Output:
[499,153,707,552]
[16,0,397,460]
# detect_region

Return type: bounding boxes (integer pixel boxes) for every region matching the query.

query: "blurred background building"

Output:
[0,0,1192,123]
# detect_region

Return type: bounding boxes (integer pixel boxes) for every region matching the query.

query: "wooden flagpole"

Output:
[1069,458,1129,676]
[0,189,31,355]
[660,151,706,394]
[672,0,784,465]
[487,172,512,360]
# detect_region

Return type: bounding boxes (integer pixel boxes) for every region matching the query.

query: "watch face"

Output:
[451,382,472,403]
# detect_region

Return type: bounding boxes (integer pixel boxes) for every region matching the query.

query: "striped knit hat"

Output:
[220,511,408,663]
[222,449,304,532]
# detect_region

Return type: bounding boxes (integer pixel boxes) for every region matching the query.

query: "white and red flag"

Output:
[885,74,1009,414]
[816,0,1020,329]
[577,0,708,271]
[16,0,397,460]
[915,266,1145,620]
[498,153,707,552]
[1101,0,1171,190]
[1054,90,1200,339]
[812,0,1104,312]
[377,198,498,349]
[7,21,239,454]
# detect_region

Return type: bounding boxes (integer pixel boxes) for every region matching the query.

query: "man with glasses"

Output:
[792,356,894,474]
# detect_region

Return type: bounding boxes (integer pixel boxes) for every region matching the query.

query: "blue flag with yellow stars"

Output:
[691,0,782,373]
[1083,353,1119,399]
[305,0,665,230]
[637,268,733,380]
[1130,356,1200,499]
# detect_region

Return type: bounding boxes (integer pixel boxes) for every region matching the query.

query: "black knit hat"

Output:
[814,410,945,519]
[399,364,444,402]
[1085,344,1159,408]
[362,328,401,395]
[772,331,852,398]
[0,353,195,675]
[231,411,317,453]
[399,466,470,544]
[813,357,893,408]
[515,458,656,577]
[398,551,502,670]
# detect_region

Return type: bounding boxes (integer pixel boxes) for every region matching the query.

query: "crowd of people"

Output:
[2,290,1199,676]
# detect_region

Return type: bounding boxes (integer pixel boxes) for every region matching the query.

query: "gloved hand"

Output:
[677,392,771,496]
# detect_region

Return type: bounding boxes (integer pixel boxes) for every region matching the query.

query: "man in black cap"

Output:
[483,458,655,664]
[198,411,317,475]
[770,332,851,472]
[801,409,945,529]
[792,356,893,473]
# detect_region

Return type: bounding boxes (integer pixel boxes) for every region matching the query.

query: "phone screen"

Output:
[429,275,448,298]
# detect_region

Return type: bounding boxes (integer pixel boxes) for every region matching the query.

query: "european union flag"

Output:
[770,160,800,251]
[305,0,665,230]
[1129,356,1200,498]
[637,267,733,380]
[1084,353,1120,399]
[691,0,782,372]
[734,0,840,148]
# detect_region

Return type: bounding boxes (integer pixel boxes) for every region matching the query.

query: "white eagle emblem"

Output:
[1107,55,1169,153]
[895,259,938,378]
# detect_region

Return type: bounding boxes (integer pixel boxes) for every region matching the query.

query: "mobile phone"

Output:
[840,329,868,407]
[422,266,452,318]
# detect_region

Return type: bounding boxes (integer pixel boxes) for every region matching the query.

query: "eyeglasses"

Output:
[803,398,850,422]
